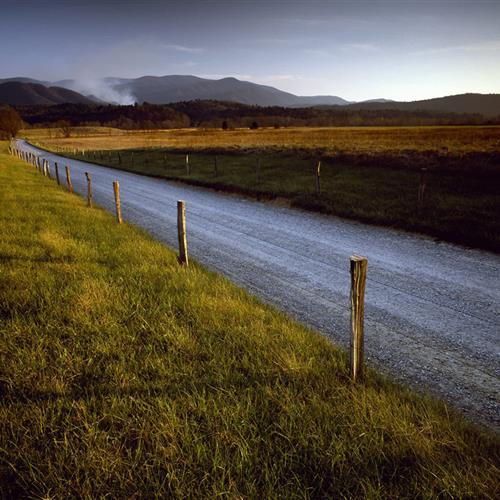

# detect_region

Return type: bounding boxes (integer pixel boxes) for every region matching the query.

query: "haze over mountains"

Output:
[0,75,350,107]
[1,75,500,117]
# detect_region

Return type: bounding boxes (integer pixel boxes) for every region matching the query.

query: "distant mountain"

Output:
[346,93,500,118]
[101,75,350,107]
[0,82,97,106]
[1,76,499,117]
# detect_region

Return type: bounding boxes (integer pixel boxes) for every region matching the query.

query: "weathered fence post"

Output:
[45,160,51,179]
[118,152,122,164]
[214,155,218,177]
[177,200,188,266]
[185,154,190,175]
[316,160,321,196]
[113,181,123,224]
[85,172,93,207]
[417,167,427,213]
[54,162,60,185]
[350,255,368,382]
[65,166,73,193]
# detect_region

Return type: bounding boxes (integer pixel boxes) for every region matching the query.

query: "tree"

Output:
[0,105,23,139]
[57,120,72,138]
[222,120,228,130]
[249,121,259,129]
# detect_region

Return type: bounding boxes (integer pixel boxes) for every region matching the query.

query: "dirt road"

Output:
[18,140,500,430]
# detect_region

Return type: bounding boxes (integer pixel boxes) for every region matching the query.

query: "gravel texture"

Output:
[18,141,500,430]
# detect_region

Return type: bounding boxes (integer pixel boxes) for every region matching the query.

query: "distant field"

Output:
[1,142,499,498]
[22,124,500,154]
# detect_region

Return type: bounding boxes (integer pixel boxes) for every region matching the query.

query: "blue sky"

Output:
[1,0,499,101]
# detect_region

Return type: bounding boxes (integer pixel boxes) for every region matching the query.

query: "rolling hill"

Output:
[0,81,96,106]
[345,93,500,117]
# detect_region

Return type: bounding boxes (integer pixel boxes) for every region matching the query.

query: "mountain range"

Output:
[1,75,499,117]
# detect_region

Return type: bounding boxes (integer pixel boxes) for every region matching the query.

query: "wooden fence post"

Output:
[177,200,188,266]
[350,255,368,382]
[214,155,218,177]
[54,162,60,185]
[85,172,93,207]
[417,168,427,213]
[316,160,321,196]
[185,154,190,175]
[113,181,123,223]
[65,166,73,193]
[45,160,51,179]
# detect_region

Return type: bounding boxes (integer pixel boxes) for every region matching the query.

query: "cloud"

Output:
[302,49,330,56]
[65,37,206,103]
[279,17,331,26]
[412,40,500,55]
[161,44,205,54]
[341,43,380,52]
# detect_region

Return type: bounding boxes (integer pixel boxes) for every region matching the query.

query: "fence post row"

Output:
[113,181,123,224]
[177,200,189,266]
[350,255,368,382]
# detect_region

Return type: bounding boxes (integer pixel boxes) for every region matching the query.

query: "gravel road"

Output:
[17,140,500,430]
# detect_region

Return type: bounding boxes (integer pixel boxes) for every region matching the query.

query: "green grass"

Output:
[64,147,500,252]
[1,143,499,498]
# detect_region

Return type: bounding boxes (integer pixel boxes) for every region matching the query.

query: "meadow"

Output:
[1,142,499,497]
[22,124,500,153]
[26,125,500,251]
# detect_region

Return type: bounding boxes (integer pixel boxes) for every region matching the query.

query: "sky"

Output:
[1,0,499,101]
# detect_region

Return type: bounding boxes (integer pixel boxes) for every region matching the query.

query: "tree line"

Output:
[2,100,500,137]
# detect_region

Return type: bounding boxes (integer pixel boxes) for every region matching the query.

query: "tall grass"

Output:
[1,143,499,498]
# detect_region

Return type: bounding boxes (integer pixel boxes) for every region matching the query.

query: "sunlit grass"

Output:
[22,124,500,154]
[1,142,499,497]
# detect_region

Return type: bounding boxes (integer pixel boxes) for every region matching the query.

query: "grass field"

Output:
[1,142,499,497]
[22,124,500,154]
[44,141,500,252]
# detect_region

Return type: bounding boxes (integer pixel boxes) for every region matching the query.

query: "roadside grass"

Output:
[58,147,500,252]
[23,124,500,154]
[1,143,499,498]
